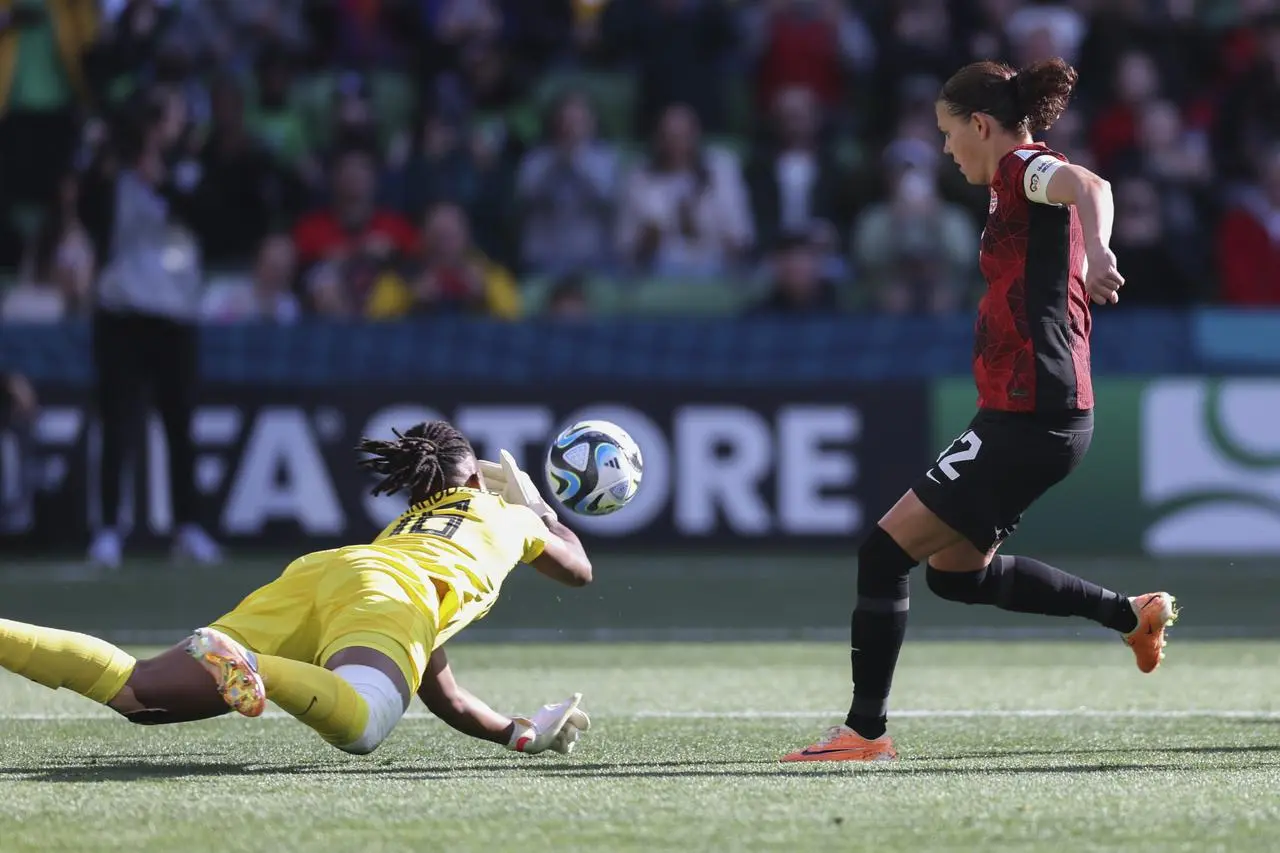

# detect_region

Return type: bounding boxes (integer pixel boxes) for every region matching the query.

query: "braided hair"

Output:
[355,420,476,503]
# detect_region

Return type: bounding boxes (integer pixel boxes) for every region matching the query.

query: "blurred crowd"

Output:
[0,0,1279,325]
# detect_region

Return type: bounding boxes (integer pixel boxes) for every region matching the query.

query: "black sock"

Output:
[844,526,917,740]
[926,555,1138,633]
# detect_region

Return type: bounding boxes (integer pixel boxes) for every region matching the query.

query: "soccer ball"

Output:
[545,420,643,516]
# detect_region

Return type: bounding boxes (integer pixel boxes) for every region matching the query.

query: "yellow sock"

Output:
[256,655,369,748]
[0,618,136,704]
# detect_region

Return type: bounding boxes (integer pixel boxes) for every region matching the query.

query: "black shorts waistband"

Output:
[975,408,1094,431]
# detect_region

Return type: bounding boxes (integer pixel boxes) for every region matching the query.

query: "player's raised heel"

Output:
[187,627,266,717]
[780,726,898,763]
[1123,592,1179,674]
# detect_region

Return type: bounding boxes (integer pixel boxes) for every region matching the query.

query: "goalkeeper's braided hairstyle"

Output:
[356,420,476,503]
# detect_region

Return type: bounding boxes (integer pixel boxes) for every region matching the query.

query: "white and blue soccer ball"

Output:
[545,419,643,516]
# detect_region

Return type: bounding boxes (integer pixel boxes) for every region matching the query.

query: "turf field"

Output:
[1,640,1277,853]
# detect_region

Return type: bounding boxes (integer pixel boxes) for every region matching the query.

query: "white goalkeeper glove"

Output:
[477,458,509,493]
[478,450,558,525]
[506,692,591,756]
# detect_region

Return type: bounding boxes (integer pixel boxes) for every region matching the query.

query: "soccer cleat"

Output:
[780,725,898,763]
[1123,592,1178,674]
[187,627,266,717]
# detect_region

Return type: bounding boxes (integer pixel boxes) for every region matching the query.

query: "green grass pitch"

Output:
[1,640,1277,853]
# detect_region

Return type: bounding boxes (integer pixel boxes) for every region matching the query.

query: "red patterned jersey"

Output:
[974,144,1093,412]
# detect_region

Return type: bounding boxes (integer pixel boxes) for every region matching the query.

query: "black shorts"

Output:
[912,408,1093,553]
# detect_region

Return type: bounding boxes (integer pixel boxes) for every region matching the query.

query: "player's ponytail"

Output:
[939,57,1078,136]
[1014,58,1078,133]
[356,420,476,502]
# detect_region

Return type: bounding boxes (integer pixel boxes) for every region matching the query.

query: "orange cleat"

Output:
[1123,592,1178,674]
[187,627,267,717]
[780,726,898,763]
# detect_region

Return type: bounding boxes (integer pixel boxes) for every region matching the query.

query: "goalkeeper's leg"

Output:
[0,618,230,722]
[188,628,410,754]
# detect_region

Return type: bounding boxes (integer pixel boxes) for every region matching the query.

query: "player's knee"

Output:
[332,664,405,756]
[858,526,914,570]
[925,565,985,604]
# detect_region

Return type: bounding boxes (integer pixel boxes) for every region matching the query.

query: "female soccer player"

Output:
[0,421,593,757]
[782,58,1177,763]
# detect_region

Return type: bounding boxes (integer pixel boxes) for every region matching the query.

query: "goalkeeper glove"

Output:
[506,693,591,756]
[478,451,558,525]
[477,458,508,494]
[500,450,557,525]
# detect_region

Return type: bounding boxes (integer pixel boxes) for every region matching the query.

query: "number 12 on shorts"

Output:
[929,430,982,482]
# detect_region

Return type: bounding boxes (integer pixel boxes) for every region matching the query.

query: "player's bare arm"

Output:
[417,647,516,744]
[1043,163,1125,305]
[533,519,593,587]
[417,647,591,754]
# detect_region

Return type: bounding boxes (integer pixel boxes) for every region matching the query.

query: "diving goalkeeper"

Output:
[0,420,593,757]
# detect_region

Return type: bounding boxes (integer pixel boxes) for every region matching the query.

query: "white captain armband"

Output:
[1023,156,1064,205]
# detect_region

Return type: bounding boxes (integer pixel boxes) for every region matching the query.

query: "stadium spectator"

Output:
[875,0,968,131]
[1216,145,1280,306]
[0,0,98,222]
[851,168,978,314]
[83,1,191,115]
[417,0,570,85]
[383,104,482,222]
[0,370,38,534]
[200,234,302,323]
[1109,176,1202,306]
[616,103,753,278]
[293,148,419,312]
[160,0,310,76]
[1089,48,1163,175]
[599,0,736,135]
[18,172,95,317]
[745,230,838,315]
[544,271,593,318]
[1072,0,1208,111]
[366,202,520,319]
[742,0,876,115]
[0,370,37,422]
[1114,98,1213,281]
[1003,1,1087,66]
[246,50,315,182]
[88,88,221,569]
[1212,11,1280,183]
[1040,106,1096,171]
[455,36,528,118]
[867,86,988,215]
[496,0,576,71]
[189,76,306,267]
[325,72,382,163]
[516,90,620,276]
[745,85,848,257]
[313,0,416,69]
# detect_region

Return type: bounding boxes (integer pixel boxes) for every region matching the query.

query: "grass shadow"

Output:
[0,761,447,783]
[6,751,1274,783]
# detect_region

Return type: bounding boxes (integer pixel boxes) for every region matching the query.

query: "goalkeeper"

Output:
[0,420,593,758]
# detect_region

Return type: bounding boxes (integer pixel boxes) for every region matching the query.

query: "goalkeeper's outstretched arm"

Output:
[532,519,592,587]
[417,648,590,755]
[417,648,514,745]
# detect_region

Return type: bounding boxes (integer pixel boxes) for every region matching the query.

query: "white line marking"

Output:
[2,709,1278,722]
